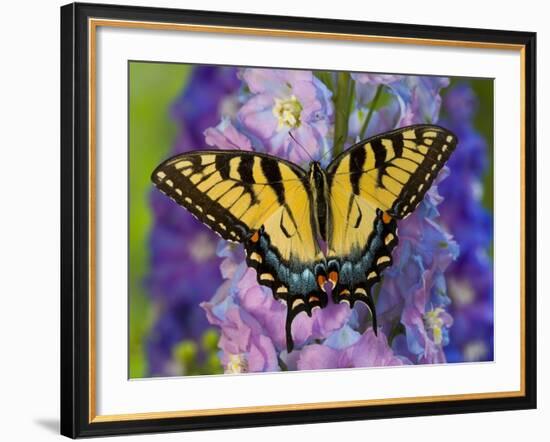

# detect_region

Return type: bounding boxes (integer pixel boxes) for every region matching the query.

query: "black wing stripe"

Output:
[390,134,404,157]
[371,138,387,168]
[260,157,285,204]
[216,155,231,180]
[349,145,366,195]
[237,155,254,184]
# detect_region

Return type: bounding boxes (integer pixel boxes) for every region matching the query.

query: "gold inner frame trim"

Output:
[88,17,527,423]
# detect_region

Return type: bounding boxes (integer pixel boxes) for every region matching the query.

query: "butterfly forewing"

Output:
[152,151,301,241]
[327,124,458,219]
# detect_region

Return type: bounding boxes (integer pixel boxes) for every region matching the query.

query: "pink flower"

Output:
[204,118,253,151]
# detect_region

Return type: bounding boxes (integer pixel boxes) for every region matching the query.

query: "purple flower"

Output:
[375,173,459,364]
[201,288,279,373]
[351,73,404,85]
[236,68,334,165]
[147,67,494,375]
[438,83,494,362]
[204,118,253,151]
[171,66,242,152]
[145,66,241,376]
[202,242,352,370]
[296,329,408,370]
[198,70,463,371]
[392,76,450,126]
[348,76,450,143]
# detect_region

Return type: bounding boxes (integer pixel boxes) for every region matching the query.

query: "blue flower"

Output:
[438,83,494,362]
[375,172,459,364]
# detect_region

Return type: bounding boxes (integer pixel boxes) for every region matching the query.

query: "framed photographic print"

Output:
[60,2,537,438]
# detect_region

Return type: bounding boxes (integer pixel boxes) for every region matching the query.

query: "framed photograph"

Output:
[60,2,537,438]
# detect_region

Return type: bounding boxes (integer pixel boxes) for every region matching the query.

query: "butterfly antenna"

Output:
[288,130,315,164]
[319,141,336,164]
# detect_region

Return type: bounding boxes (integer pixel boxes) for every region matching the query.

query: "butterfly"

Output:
[151,124,457,352]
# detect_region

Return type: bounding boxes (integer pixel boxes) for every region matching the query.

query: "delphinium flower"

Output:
[297,328,409,370]
[347,74,450,150]
[145,66,241,376]
[437,83,494,362]
[377,171,459,364]
[346,73,459,365]
[198,69,460,372]
[236,68,334,165]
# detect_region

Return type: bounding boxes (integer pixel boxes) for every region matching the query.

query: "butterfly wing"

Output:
[325,125,458,329]
[152,150,326,352]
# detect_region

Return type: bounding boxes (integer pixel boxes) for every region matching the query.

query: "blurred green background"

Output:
[129,62,191,378]
[128,62,493,378]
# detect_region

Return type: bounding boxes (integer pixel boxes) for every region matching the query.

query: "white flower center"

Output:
[188,232,216,263]
[464,340,488,362]
[448,278,475,306]
[273,95,302,130]
[424,307,446,345]
[225,353,248,374]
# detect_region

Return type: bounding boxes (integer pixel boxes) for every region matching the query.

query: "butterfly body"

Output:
[308,161,330,242]
[152,125,457,353]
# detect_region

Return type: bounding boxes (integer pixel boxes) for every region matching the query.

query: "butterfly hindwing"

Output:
[325,190,398,322]
[245,190,327,353]
[152,150,326,352]
[326,125,457,329]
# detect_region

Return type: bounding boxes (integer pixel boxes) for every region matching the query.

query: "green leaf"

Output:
[359,84,384,140]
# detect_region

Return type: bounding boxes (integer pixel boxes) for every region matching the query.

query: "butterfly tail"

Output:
[364,294,378,335]
[285,310,295,353]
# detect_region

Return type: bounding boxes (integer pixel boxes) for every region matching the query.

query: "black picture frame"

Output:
[60,2,537,438]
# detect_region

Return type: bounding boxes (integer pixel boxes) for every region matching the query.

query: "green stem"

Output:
[359,84,384,140]
[333,72,353,156]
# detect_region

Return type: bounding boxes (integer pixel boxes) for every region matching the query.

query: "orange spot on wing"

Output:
[250,231,260,243]
[382,212,393,224]
[317,275,327,291]
[328,271,339,286]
